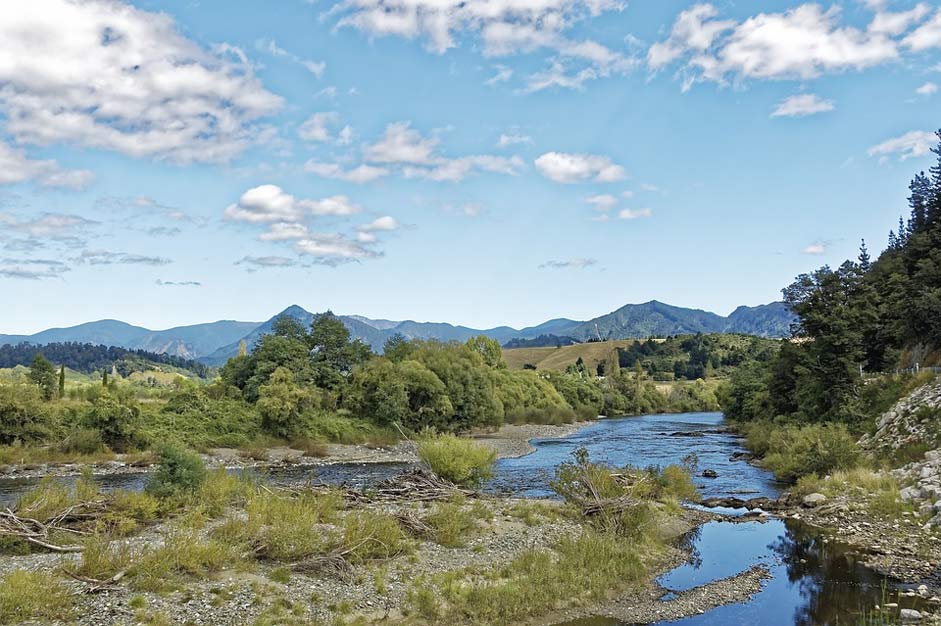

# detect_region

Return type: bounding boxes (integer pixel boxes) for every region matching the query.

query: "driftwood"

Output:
[395,510,434,538]
[0,509,86,553]
[285,469,476,504]
[62,568,129,593]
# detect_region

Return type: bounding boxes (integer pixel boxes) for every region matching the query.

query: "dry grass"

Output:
[502,340,641,372]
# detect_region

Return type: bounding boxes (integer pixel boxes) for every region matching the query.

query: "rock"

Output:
[802,493,827,508]
[900,608,922,621]
[901,486,923,502]
[926,450,941,462]
[702,469,719,479]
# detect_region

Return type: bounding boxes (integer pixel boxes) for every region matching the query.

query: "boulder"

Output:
[899,609,922,622]
[802,493,827,508]
[701,469,719,479]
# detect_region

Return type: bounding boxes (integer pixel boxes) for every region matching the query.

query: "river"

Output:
[0,412,922,625]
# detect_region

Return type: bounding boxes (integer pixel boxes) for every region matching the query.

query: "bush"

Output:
[760,423,860,482]
[418,434,496,487]
[145,445,208,498]
[0,570,73,623]
[228,490,341,561]
[58,427,106,455]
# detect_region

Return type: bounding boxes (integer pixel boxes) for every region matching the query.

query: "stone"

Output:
[926,450,941,462]
[802,493,827,508]
[900,609,922,621]
[901,487,923,502]
[702,469,719,478]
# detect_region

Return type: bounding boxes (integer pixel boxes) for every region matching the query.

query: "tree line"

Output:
[0,342,209,378]
[724,129,941,426]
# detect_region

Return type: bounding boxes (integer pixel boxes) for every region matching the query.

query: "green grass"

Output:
[424,503,479,547]
[0,570,73,624]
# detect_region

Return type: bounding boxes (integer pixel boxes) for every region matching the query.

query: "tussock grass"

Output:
[0,570,73,624]
[406,529,654,624]
[132,525,235,592]
[424,503,478,547]
[418,433,496,487]
[342,511,409,563]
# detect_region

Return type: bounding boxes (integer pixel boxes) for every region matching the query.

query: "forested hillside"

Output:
[725,130,941,427]
[0,342,209,378]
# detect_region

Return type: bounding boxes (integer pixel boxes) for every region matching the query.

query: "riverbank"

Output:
[0,420,595,482]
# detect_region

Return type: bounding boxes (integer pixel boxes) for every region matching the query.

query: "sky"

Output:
[1,0,940,334]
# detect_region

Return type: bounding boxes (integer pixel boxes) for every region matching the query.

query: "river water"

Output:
[0,412,923,625]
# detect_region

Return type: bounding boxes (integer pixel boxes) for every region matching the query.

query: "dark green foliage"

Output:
[725,130,941,427]
[27,354,57,400]
[617,334,777,381]
[145,445,208,498]
[0,384,53,444]
[87,393,140,452]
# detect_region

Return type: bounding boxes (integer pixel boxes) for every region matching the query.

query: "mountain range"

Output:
[0,300,795,366]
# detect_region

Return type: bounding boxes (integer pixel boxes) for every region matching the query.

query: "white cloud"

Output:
[0,142,94,189]
[0,258,70,280]
[485,65,514,85]
[916,82,938,96]
[363,122,439,164]
[361,122,524,181]
[257,37,328,77]
[771,93,835,118]
[155,279,201,287]
[259,222,309,241]
[304,161,390,183]
[496,133,532,148]
[295,233,379,264]
[329,0,636,91]
[535,152,626,183]
[617,208,652,220]
[904,9,941,50]
[868,130,937,161]
[540,258,598,269]
[803,241,827,255]
[304,195,364,216]
[359,216,401,232]
[236,255,297,269]
[299,112,340,142]
[78,250,171,265]
[651,3,927,89]
[1,212,99,240]
[585,194,618,212]
[224,185,303,223]
[0,0,282,163]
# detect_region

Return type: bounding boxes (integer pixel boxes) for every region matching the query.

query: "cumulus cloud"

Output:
[0,0,282,163]
[771,93,835,117]
[364,122,439,164]
[0,142,94,189]
[650,3,931,89]
[328,0,636,91]
[904,9,941,50]
[535,152,626,183]
[539,258,598,269]
[225,186,398,265]
[916,82,938,96]
[803,241,828,255]
[868,130,937,161]
[224,185,304,223]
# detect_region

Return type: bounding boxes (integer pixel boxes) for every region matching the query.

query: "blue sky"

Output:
[1,0,940,334]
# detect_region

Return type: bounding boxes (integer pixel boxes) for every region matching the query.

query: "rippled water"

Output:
[488,412,781,499]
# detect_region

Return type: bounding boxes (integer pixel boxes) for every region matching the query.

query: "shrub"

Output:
[0,570,73,624]
[132,526,233,592]
[760,423,860,482]
[57,427,106,455]
[99,490,161,535]
[145,445,208,498]
[418,434,496,487]
[231,490,341,561]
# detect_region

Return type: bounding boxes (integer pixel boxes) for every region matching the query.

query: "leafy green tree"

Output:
[383,333,413,362]
[58,365,65,399]
[256,367,319,438]
[308,312,372,390]
[466,335,505,369]
[346,358,453,430]
[27,354,57,400]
